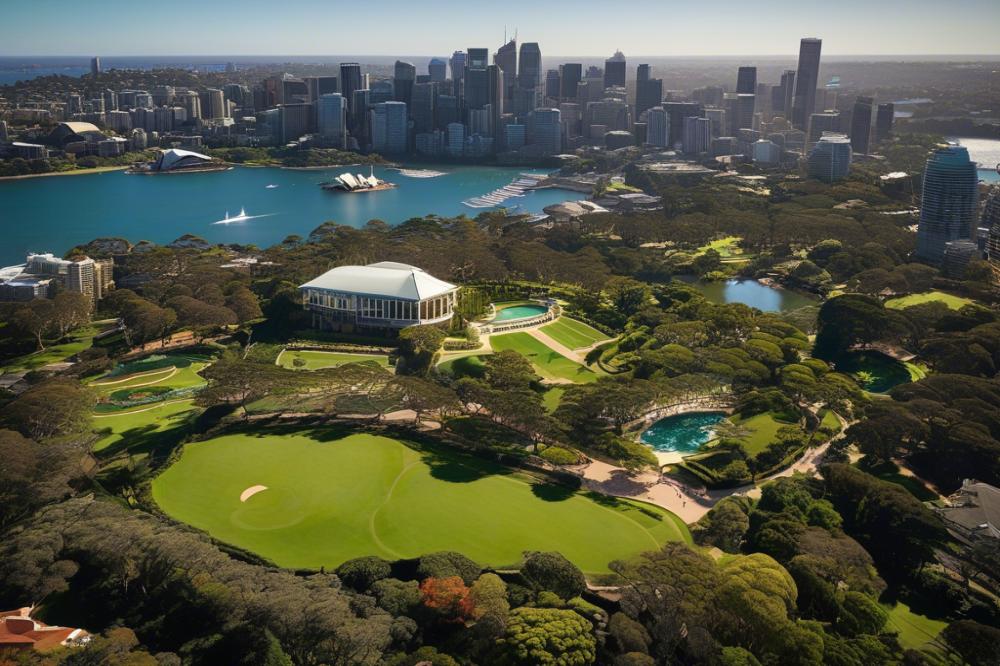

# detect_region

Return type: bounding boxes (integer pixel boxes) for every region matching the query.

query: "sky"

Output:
[3,0,999,57]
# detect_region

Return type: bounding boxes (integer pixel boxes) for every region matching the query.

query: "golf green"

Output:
[152,431,689,572]
[277,349,391,370]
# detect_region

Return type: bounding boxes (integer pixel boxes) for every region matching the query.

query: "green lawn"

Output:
[277,349,391,370]
[543,387,565,413]
[696,236,743,258]
[540,317,610,350]
[2,325,99,373]
[885,290,974,311]
[91,362,208,394]
[152,431,690,573]
[884,602,947,650]
[92,399,201,453]
[727,412,796,456]
[438,354,487,379]
[490,332,597,383]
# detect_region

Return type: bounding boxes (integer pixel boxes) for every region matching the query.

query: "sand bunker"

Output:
[240,485,268,502]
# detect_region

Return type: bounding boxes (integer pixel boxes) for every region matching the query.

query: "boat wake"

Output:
[212,208,275,225]
[397,168,447,178]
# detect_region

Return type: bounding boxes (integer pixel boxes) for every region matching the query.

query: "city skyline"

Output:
[3,0,1000,57]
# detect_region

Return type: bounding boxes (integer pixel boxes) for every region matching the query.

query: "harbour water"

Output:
[675,277,819,312]
[953,137,1000,184]
[0,165,582,265]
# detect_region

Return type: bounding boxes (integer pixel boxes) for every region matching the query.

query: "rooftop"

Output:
[300,262,457,301]
[937,479,1000,540]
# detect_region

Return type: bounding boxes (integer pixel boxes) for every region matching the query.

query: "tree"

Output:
[468,573,510,628]
[484,349,538,391]
[197,350,289,418]
[416,551,480,584]
[606,278,650,317]
[12,298,56,350]
[335,556,391,592]
[419,576,474,622]
[165,295,238,329]
[51,291,92,339]
[692,497,751,553]
[942,620,1000,666]
[226,286,264,324]
[813,295,892,360]
[397,325,446,375]
[522,551,586,600]
[5,379,95,440]
[0,429,75,530]
[390,375,460,423]
[498,607,596,665]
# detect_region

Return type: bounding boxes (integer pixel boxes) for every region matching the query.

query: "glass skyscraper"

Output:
[916,145,980,265]
[791,38,822,130]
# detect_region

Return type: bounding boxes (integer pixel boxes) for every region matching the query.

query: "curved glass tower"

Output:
[916,145,979,265]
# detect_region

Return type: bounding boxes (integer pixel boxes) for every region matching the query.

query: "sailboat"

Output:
[215,207,252,224]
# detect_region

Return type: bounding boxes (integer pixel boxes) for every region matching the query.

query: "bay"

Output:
[0,165,582,266]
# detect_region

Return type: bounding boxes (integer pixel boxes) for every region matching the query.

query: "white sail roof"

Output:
[300,262,457,301]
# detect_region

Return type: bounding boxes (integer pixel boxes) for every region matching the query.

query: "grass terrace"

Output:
[885,290,974,311]
[490,332,598,383]
[884,602,947,651]
[152,430,690,573]
[540,317,610,350]
[277,349,392,370]
[1,324,100,373]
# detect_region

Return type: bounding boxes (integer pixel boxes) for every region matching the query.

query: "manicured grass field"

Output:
[277,349,391,370]
[540,317,610,350]
[696,236,743,258]
[91,362,208,394]
[490,332,597,383]
[884,602,947,650]
[543,387,565,413]
[152,431,690,572]
[727,412,796,456]
[885,290,974,311]
[92,399,201,453]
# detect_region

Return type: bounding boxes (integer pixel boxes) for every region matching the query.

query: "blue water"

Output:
[640,412,727,453]
[834,351,912,394]
[675,277,817,312]
[0,165,581,266]
[493,304,548,322]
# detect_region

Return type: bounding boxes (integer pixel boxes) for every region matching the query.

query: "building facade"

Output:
[916,145,979,265]
[300,262,459,332]
[807,133,852,182]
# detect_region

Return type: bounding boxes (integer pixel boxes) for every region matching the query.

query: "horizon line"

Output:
[4,52,1000,59]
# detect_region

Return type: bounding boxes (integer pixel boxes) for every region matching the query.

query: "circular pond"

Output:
[835,351,912,394]
[640,411,728,453]
[491,303,548,322]
[675,277,818,312]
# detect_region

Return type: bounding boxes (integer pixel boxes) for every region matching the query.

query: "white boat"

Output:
[265,184,279,189]
[215,207,252,224]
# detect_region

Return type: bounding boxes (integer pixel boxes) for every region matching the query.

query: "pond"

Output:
[834,351,912,394]
[492,304,548,322]
[640,411,728,453]
[675,277,818,312]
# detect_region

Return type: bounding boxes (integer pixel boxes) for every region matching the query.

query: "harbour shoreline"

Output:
[0,164,130,182]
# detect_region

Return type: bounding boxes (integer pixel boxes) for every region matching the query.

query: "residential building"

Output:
[682,116,711,154]
[916,145,979,265]
[0,607,89,652]
[935,480,1000,543]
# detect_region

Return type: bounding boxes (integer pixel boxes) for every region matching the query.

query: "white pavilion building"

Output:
[299,262,459,332]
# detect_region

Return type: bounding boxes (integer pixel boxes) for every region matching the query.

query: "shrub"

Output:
[417,551,481,585]
[335,556,392,592]
[522,551,586,600]
[540,446,580,466]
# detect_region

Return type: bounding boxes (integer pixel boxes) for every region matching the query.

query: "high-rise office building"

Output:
[559,64,582,100]
[371,101,408,154]
[983,189,1000,270]
[410,82,436,133]
[428,58,448,83]
[518,43,541,90]
[682,116,712,154]
[773,70,795,120]
[849,96,874,156]
[736,66,757,94]
[394,61,417,108]
[704,107,726,138]
[450,51,467,97]
[279,103,311,142]
[467,48,489,69]
[435,94,459,129]
[494,39,517,107]
[340,63,363,111]
[304,76,338,102]
[791,38,822,130]
[635,64,663,118]
[604,51,626,89]
[90,56,101,76]
[645,107,668,147]
[487,64,504,137]
[179,91,202,120]
[446,122,465,157]
[664,102,703,148]
[544,70,561,99]
[916,145,979,265]
[875,103,895,143]
[351,88,370,141]
[586,98,628,138]
[528,108,562,155]
[202,89,227,119]
[317,93,347,148]
[725,93,755,134]
[808,112,840,144]
[807,133,852,182]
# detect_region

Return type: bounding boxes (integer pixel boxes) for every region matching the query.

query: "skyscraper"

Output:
[683,116,712,154]
[645,107,669,147]
[90,56,101,76]
[317,93,347,148]
[450,51,467,96]
[544,70,561,100]
[849,96,874,156]
[494,38,517,108]
[916,145,979,265]
[791,38,822,130]
[736,66,757,94]
[351,88,370,142]
[528,108,562,155]
[371,101,408,154]
[778,70,796,119]
[410,82,436,133]
[487,64,504,137]
[635,64,663,118]
[340,63,363,111]
[604,51,626,89]
[875,103,895,142]
[807,133,852,182]
[394,61,417,108]
[982,189,1000,270]
[518,43,542,90]
[664,102,704,148]
[428,58,448,83]
[559,64,582,100]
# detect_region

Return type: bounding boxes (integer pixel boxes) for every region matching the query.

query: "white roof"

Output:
[300,262,457,301]
[157,148,212,170]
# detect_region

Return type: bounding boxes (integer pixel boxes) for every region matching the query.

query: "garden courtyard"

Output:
[152,430,690,573]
